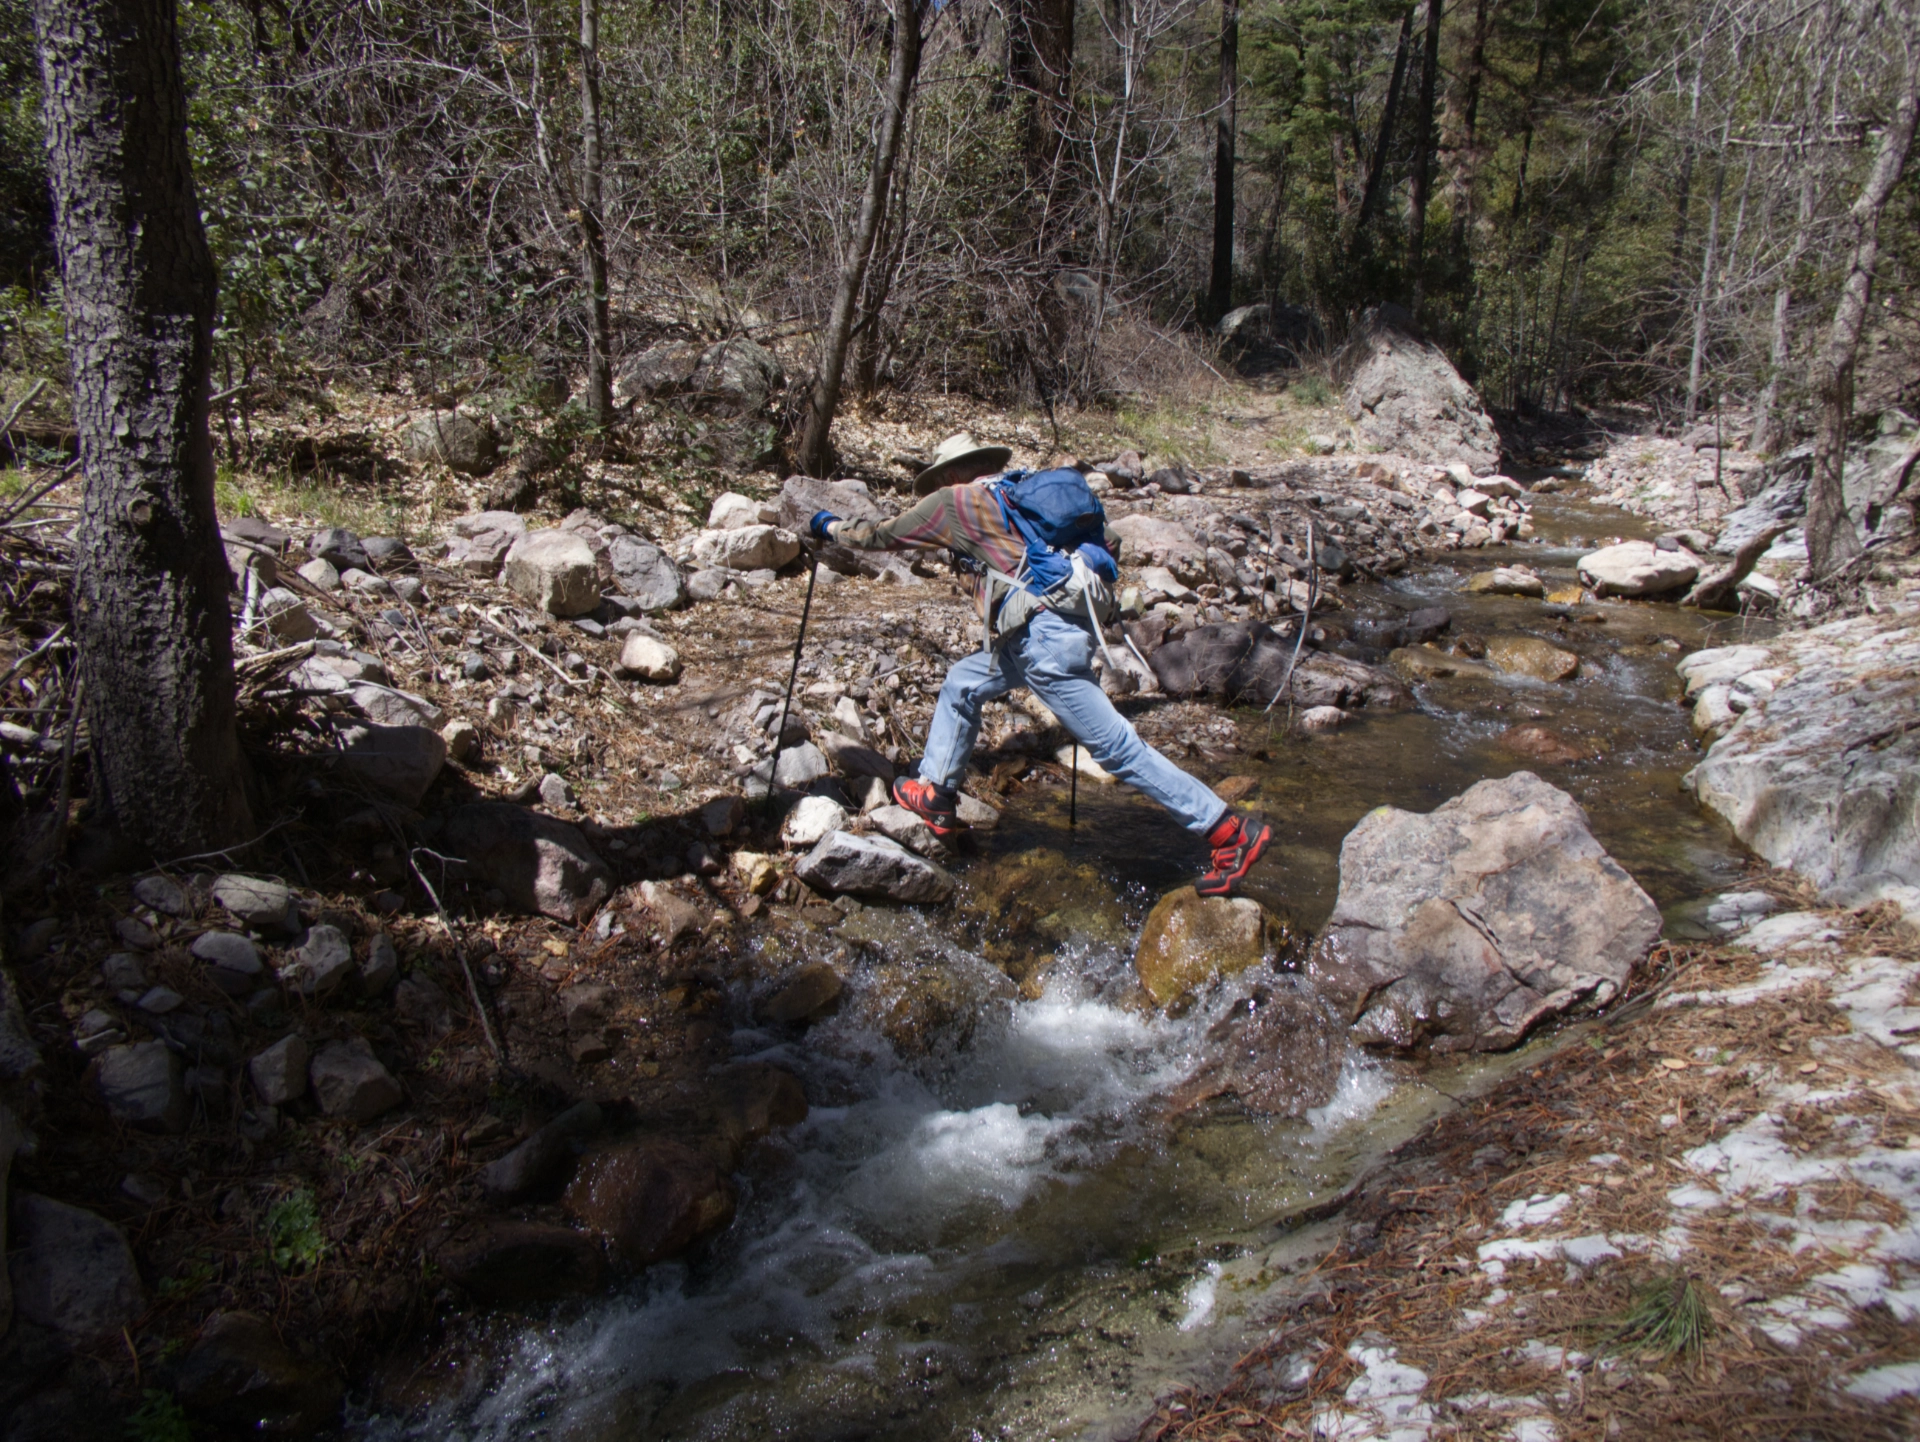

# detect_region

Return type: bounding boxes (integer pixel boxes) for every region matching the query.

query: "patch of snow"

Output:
[1499,1193,1571,1229]
[1845,1361,1920,1403]
[1315,1343,1434,1442]
[1732,912,1840,953]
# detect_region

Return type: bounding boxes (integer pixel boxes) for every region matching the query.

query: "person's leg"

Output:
[916,648,1016,791]
[1020,612,1227,834]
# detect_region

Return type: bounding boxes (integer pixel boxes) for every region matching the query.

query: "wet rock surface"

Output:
[1169,977,1345,1116]
[795,830,955,903]
[1134,886,1280,1007]
[173,1310,344,1436]
[562,1138,737,1267]
[1309,772,1662,1051]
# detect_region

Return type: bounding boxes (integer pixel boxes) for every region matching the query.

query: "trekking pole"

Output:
[765,548,820,817]
[1069,740,1079,827]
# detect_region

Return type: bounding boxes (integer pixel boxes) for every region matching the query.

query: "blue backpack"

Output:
[989,468,1118,594]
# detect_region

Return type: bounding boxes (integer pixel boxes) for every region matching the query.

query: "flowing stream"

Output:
[365,492,1772,1441]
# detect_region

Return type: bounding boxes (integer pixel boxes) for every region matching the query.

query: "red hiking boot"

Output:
[892,776,963,840]
[1197,812,1271,896]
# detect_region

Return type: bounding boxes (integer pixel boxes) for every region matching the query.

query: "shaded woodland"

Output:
[2,0,1915,452]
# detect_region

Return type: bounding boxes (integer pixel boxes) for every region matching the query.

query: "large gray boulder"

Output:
[1107,514,1208,585]
[795,830,955,903]
[404,411,499,475]
[606,536,683,612]
[1577,540,1700,597]
[776,476,893,577]
[8,1194,144,1340]
[1685,616,1920,906]
[689,337,784,416]
[442,801,612,922]
[1331,304,1500,473]
[1308,772,1660,1052]
[687,524,801,573]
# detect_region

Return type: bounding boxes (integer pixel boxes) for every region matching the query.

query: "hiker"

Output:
[808,434,1272,897]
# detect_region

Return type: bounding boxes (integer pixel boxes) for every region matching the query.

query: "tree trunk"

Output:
[1405,0,1443,312]
[798,0,924,477]
[1805,49,1919,580]
[1751,164,1816,456]
[1353,4,1414,246]
[578,0,614,430]
[1684,127,1729,423]
[32,0,252,856]
[1010,0,1074,182]
[1442,0,1491,310]
[1206,0,1238,324]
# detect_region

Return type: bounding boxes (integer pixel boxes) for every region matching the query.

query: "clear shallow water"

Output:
[363,495,1770,1442]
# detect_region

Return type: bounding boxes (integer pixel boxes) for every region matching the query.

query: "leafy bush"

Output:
[264,1188,326,1272]
[125,1391,192,1442]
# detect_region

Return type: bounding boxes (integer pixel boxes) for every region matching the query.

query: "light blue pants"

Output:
[918,610,1228,834]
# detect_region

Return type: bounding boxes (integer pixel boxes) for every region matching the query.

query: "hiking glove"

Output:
[809,511,841,542]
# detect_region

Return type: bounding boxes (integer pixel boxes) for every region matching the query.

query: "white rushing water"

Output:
[365,941,1400,1442]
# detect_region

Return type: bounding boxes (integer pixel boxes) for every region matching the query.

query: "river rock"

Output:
[607,536,683,612]
[776,475,890,533]
[436,1221,606,1305]
[1497,724,1593,764]
[1108,514,1207,585]
[308,1038,403,1123]
[781,795,848,848]
[795,830,955,903]
[405,410,499,474]
[336,723,446,807]
[708,1062,809,1154]
[563,1139,737,1267]
[1331,304,1500,473]
[214,873,297,930]
[1170,978,1344,1117]
[1485,635,1579,682]
[617,633,682,682]
[773,741,829,788]
[1677,644,1773,696]
[442,802,612,922]
[1299,705,1346,731]
[759,962,844,1024]
[1577,540,1700,597]
[361,933,399,995]
[956,791,1000,828]
[688,524,801,572]
[249,1036,309,1106]
[1308,771,1661,1051]
[866,803,943,857]
[7,1194,143,1341]
[478,1100,602,1202]
[1464,566,1546,597]
[349,682,443,729]
[87,1040,187,1133]
[173,1310,344,1436]
[1684,612,1920,905]
[1134,885,1276,1007]
[504,529,600,617]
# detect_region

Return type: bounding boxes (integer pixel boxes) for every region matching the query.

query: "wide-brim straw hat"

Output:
[912,433,1014,496]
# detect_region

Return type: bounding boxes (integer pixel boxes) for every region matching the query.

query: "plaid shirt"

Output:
[831,479,1119,623]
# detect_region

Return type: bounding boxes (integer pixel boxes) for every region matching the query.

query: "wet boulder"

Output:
[1169,977,1345,1117]
[8,1194,144,1341]
[436,1221,606,1306]
[1331,304,1500,473]
[1577,540,1700,597]
[1308,771,1660,1052]
[563,1139,737,1267]
[1464,566,1546,597]
[1497,724,1595,764]
[173,1310,344,1436]
[1484,635,1579,682]
[1134,886,1280,1007]
[441,802,612,922]
[794,830,955,904]
[759,962,844,1024]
